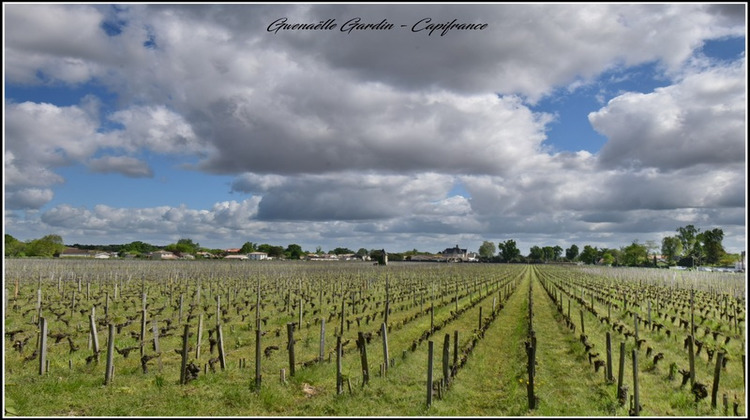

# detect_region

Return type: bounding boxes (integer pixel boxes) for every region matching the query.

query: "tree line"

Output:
[478,224,741,268]
[4,224,742,268]
[4,234,381,261]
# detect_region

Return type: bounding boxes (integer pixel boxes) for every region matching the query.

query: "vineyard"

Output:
[3,259,746,416]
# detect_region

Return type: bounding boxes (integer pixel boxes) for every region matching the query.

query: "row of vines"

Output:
[3,259,746,416]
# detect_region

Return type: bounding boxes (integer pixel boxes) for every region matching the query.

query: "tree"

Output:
[661,236,682,264]
[164,239,197,255]
[498,239,521,263]
[676,225,699,258]
[600,248,621,265]
[699,228,725,265]
[621,241,648,266]
[579,245,599,265]
[331,247,354,255]
[552,245,563,261]
[165,238,200,255]
[478,241,496,261]
[528,246,544,262]
[177,238,199,253]
[122,241,158,254]
[541,246,555,262]
[5,234,26,257]
[240,241,257,254]
[565,244,579,261]
[25,234,65,257]
[285,244,304,260]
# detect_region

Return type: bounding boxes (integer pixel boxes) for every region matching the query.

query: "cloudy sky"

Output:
[3,3,747,255]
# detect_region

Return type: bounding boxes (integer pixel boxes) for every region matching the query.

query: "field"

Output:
[3,259,746,416]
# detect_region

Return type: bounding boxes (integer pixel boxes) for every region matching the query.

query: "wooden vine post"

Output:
[254,326,262,390]
[140,308,147,357]
[605,332,614,383]
[287,323,296,377]
[381,322,389,375]
[105,323,115,385]
[357,331,369,386]
[195,313,203,359]
[427,340,434,408]
[179,324,190,385]
[38,317,48,376]
[632,349,640,416]
[89,313,100,363]
[711,352,724,408]
[617,342,627,405]
[336,335,343,395]
[526,331,537,410]
[688,335,695,386]
[442,333,450,386]
[254,275,262,391]
[319,318,326,362]
[217,323,226,370]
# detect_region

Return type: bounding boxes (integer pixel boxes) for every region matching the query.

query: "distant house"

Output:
[225,248,241,253]
[59,247,93,258]
[248,252,268,261]
[59,248,116,259]
[441,245,468,262]
[306,253,340,261]
[150,250,177,260]
[224,254,248,260]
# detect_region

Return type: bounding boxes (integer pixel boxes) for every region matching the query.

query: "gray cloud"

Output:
[254,172,455,221]
[5,189,55,210]
[88,156,154,178]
